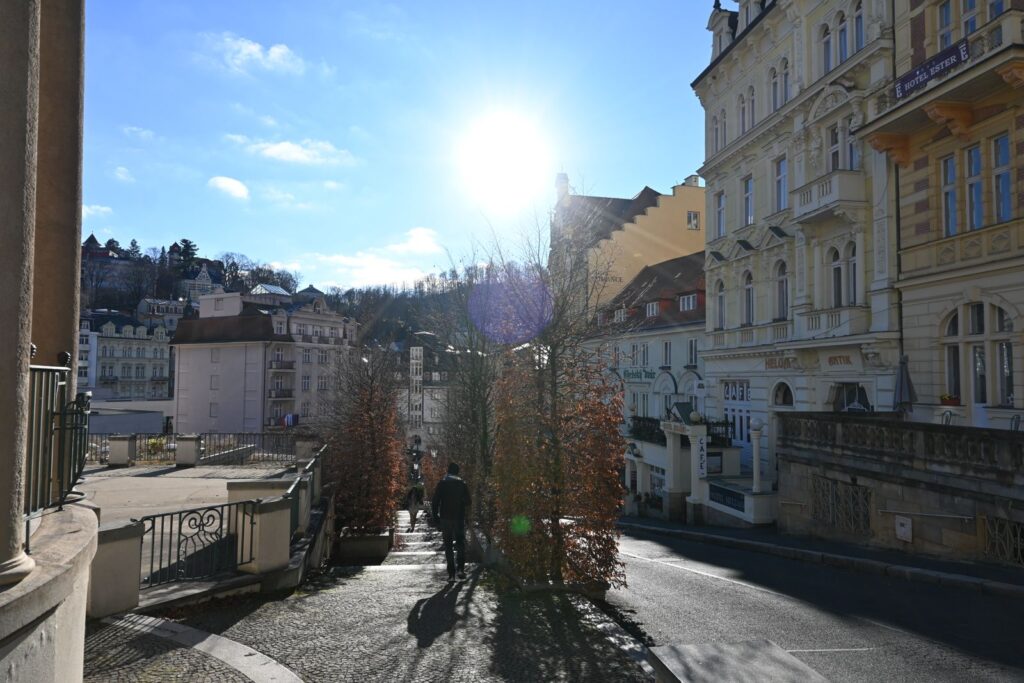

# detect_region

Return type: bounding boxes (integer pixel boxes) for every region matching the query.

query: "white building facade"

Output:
[82,312,172,400]
[694,0,899,480]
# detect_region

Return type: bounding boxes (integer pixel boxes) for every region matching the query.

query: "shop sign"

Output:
[696,435,707,478]
[827,355,854,367]
[821,351,862,371]
[895,39,969,100]
[622,368,657,381]
[765,356,796,371]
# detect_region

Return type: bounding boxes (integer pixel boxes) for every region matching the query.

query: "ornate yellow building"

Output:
[862,1,1024,428]
[693,0,899,478]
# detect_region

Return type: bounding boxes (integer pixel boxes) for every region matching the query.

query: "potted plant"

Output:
[940,393,960,406]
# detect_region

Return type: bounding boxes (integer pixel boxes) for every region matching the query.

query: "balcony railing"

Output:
[268,388,294,399]
[25,366,90,529]
[800,306,868,338]
[269,360,296,370]
[791,169,866,223]
[628,416,667,446]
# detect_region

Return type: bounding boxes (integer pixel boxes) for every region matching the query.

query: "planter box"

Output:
[333,532,390,565]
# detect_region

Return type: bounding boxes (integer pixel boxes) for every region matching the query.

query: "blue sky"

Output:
[82,1,712,290]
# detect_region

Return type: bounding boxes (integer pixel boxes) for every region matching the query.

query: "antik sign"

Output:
[622,368,658,381]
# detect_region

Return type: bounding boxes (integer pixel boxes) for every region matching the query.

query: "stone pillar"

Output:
[32,0,85,374]
[664,429,691,522]
[174,435,203,467]
[0,0,42,586]
[107,435,137,467]
[238,497,291,575]
[87,521,143,618]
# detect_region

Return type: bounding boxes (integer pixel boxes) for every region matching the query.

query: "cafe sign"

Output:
[696,435,708,478]
[895,39,969,100]
[622,368,657,381]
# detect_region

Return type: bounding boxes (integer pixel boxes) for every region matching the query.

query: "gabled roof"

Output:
[83,233,101,248]
[605,252,706,330]
[172,314,292,345]
[250,283,290,296]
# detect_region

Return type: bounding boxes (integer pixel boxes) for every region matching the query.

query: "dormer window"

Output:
[679,294,697,312]
[646,302,659,318]
[614,308,626,323]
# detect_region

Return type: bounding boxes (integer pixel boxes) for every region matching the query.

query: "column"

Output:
[854,230,866,307]
[751,419,765,493]
[32,0,86,377]
[0,0,42,585]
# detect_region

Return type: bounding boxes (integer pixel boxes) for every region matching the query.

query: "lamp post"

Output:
[750,417,765,493]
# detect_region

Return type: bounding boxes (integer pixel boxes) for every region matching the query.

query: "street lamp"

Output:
[750,417,765,493]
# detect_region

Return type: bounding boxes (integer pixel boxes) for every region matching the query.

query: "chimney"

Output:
[555,173,569,201]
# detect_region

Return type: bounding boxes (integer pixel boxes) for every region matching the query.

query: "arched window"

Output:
[712,116,719,153]
[854,2,865,51]
[739,95,747,135]
[845,242,857,306]
[822,26,832,73]
[716,281,726,329]
[830,248,843,308]
[748,86,756,129]
[743,271,755,325]
[770,68,779,112]
[721,109,727,146]
[781,59,790,103]
[776,262,789,320]
[773,382,794,406]
[943,303,1016,407]
[837,13,848,63]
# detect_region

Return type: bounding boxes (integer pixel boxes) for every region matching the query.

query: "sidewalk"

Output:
[619,515,1024,597]
[85,510,651,682]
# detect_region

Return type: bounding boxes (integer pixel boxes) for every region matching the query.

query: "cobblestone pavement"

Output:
[83,621,249,683]
[157,511,651,682]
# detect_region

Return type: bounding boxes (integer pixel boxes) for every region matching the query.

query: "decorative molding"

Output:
[923,101,974,138]
[996,60,1024,89]
[865,132,911,166]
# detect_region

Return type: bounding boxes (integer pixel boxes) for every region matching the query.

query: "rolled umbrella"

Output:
[893,355,918,414]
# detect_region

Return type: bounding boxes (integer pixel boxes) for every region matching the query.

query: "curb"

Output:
[618,521,1024,600]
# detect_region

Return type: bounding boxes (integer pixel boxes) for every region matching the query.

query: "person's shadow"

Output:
[406,581,464,648]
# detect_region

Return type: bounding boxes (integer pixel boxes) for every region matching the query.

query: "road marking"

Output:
[620,551,790,598]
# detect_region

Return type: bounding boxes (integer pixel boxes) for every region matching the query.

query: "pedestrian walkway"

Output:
[84,508,651,682]
[620,515,1024,589]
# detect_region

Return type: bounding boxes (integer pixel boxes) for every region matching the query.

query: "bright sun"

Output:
[456,111,553,216]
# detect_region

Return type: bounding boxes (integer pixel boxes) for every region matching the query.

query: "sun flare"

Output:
[456,111,553,216]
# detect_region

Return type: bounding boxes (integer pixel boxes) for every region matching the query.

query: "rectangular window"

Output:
[687,211,701,230]
[838,22,848,63]
[688,338,698,366]
[823,31,832,73]
[715,192,726,238]
[994,134,1012,223]
[303,348,312,364]
[828,125,841,172]
[209,402,219,418]
[318,376,328,391]
[963,0,979,35]
[679,294,697,311]
[630,391,638,414]
[999,341,1014,406]
[742,176,754,226]
[775,157,788,211]
[970,302,985,334]
[938,0,953,49]
[663,341,672,366]
[210,375,219,390]
[210,348,220,363]
[846,118,860,170]
[640,393,649,418]
[640,343,649,366]
[973,344,987,404]
[966,145,984,230]
[990,0,1005,18]
[302,375,310,391]
[942,155,958,237]
[646,302,659,318]
[614,308,626,323]
[214,298,223,311]
[630,343,638,367]
[855,11,865,50]
[318,349,329,364]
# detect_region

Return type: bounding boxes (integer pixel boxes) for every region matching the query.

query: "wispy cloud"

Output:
[346,8,408,42]
[262,186,312,210]
[386,227,443,255]
[202,32,306,75]
[122,125,155,140]
[207,176,249,200]
[82,204,113,219]
[114,166,135,183]
[270,260,301,271]
[226,134,358,166]
[259,115,278,127]
[323,180,346,191]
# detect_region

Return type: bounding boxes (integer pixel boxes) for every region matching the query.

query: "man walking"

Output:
[432,462,471,582]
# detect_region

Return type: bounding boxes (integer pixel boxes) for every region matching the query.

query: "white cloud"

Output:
[270,260,301,271]
[386,227,443,255]
[323,180,345,191]
[82,204,112,219]
[259,115,278,127]
[122,125,155,140]
[114,166,135,183]
[207,176,249,200]
[205,33,305,75]
[226,134,357,166]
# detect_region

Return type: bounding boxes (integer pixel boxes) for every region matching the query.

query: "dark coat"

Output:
[432,475,471,522]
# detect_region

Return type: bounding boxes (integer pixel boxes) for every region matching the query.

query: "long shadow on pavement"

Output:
[406,580,466,648]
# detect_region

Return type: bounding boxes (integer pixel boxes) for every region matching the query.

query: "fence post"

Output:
[175,435,203,468]
[87,520,144,618]
[238,497,291,575]
[107,434,136,468]
[295,438,320,461]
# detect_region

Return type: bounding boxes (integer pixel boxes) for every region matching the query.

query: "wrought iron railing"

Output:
[628,416,666,446]
[134,433,177,463]
[25,366,90,527]
[705,419,734,446]
[87,434,110,463]
[138,501,256,587]
[200,432,296,465]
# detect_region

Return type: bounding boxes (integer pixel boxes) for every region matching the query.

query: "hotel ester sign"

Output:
[895,39,970,100]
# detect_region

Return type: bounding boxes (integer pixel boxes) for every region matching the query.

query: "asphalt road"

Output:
[607,528,1024,682]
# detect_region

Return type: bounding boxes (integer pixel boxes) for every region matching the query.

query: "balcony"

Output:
[269,360,296,370]
[791,170,866,224]
[628,416,667,446]
[268,388,294,399]
[799,306,869,338]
